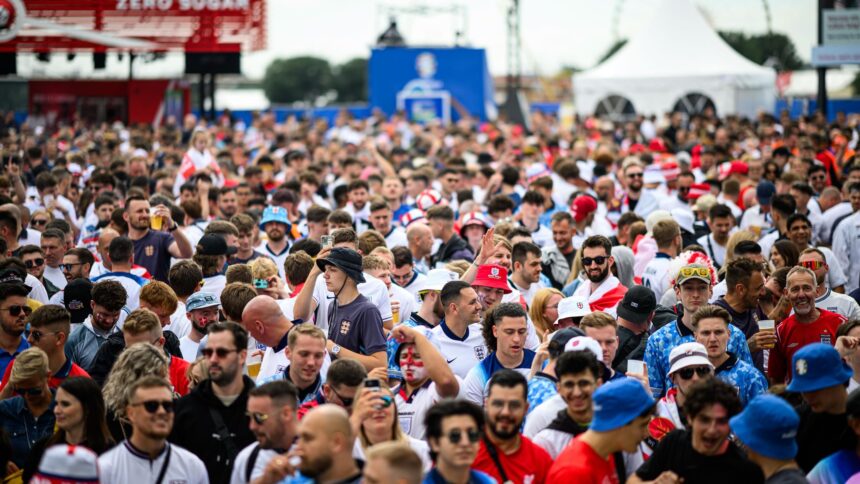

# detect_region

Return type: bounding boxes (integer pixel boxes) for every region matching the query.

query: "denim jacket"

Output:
[0,391,56,467]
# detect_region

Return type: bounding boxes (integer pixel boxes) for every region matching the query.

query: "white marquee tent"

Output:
[574,0,777,119]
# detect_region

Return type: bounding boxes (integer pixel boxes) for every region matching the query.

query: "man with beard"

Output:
[644,262,753,397]
[178,291,220,361]
[257,206,292,280]
[785,213,847,292]
[217,187,239,220]
[659,171,696,213]
[768,266,847,384]
[124,195,193,282]
[66,280,128,372]
[572,236,627,317]
[98,376,207,484]
[171,322,256,484]
[541,212,576,290]
[47,248,94,305]
[712,258,772,371]
[620,161,659,218]
[463,303,534,405]
[696,203,735,270]
[231,381,300,484]
[390,324,460,440]
[0,281,31,375]
[473,370,553,484]
[798,248,860,320]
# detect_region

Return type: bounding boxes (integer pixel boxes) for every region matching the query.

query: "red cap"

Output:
[719,160,749,180]
[687,183,711,200]
[629,143,646,155]
[472,264,512,294]
[649,138,667,153]
[571,195,598,223]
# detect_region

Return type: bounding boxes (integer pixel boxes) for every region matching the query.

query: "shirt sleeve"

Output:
[461,367,486,406]
[730,326,753,365]
[357,307,387,355]
[643,334,665,397]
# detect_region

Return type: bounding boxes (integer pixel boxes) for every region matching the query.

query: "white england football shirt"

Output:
[642,253,673,302]
[395,377,465,440]
[97,442,207,484]
[427,321,487,379]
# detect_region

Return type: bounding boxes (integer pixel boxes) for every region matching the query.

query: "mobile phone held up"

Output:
[254,278,269,289]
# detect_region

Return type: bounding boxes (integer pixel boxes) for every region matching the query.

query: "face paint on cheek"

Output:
[400,347,428,382]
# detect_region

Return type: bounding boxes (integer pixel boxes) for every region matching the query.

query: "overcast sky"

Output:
[18,0,818,79]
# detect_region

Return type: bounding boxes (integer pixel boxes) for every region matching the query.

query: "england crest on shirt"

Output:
[340,320,351,335]
[473,345,486,360]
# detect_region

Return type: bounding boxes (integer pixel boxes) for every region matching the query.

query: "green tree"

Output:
[333,58,368,102]
[262,56,333,104]
[718,31,805,71]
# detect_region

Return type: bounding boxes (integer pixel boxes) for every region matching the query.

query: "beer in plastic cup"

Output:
[248,361,262,379]
[392,309,399,325]
[150,208,163,231]
[758,320,775,349]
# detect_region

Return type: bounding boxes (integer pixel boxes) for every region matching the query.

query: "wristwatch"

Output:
[330,344,341,357]
[168,222,178,232]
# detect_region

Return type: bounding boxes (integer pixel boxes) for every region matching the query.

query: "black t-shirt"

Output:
[636,430,763,484]
[132,230,175,282]
[796,405,852,473]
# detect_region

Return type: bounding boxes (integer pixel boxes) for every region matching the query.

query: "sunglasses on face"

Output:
[60,263,83,272]
[29,329,58,343]
[800,260,826,270]
[330,387,354,407]
[201,347,238,358]
[24,258,44,269]
[31,220,48,227]
[1,305,31,317]
[677,187,691,193]
[810,175,826,181]
[679,267,710,278]
[131,399,174,414]
[582,256,607,267]
[14,386,43,397]
[677,367,712,380]
[446,427,481,444]
[246,411,270,425]
[627,173,644,179]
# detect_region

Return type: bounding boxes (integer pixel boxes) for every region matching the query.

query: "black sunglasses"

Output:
[0,305,31,317]
[677,367,712,380]
[201,347,238,358]
[14,386,43,397]
[31,219,48,227]
[24,259,44,269]
[446,428,481,444]
[582,256,607,267]
[60,263,83,272]
[131,399,174,414]
[627,173,644,179]
[29,329,58,343]
[330,386,354,407]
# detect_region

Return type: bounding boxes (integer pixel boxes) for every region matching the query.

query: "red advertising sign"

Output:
[0,0,266,53]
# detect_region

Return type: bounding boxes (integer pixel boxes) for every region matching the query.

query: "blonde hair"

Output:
[288,323,327,348]
[444,260,471,277]
[369,247,394,265]
[249,257,278,280]
[354,382,408,451]
[565,245,586,286]
[103,343,170,416]
[10,347,49,384]
[362,254,390,272]
[122,308,162,339]
[186,357,209,390]
[528,288,564,339]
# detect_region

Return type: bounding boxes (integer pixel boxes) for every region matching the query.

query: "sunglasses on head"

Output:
[800,260,826,270]
[679,267,710,278]
[677,366,712,380]
[446,428,481,444]
[1,305,31,317]
[201,347,238,358]
[132,399,174,414]
[14,386,43,397]
[582,256,607,267]
[246,411,270,425]
[24,258,44,269]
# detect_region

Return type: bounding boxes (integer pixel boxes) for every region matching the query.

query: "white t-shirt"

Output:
[311,272,392,333]
[523,393,565,438]
[179,335,203,362]
[427,322,487,379]
[395,378,464,440]
[26,275,48,304]
[696,233,727,268]
[816,288,860,320]
[24,189,77,222]
[229,443,278,484]
[642,254,673,302]
[43,265,67,290]
[256,242,291,281]
[167,301,192,339]
[383,226,408,249]
[91,271,148,310]
[98,442,208,484]
[201,275,226,301]
[390,284,417,322]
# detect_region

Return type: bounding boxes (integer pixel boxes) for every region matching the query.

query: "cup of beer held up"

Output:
[150,207,163,231]
[758,320,776,349]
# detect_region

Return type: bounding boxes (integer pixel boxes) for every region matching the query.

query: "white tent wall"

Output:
[573,0,776,119]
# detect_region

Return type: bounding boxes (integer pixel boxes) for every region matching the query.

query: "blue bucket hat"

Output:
[730,394,799,460]
[591,378,655,432]
[186,291,220,312]
[259,206,291,231]
[786,343,853,393]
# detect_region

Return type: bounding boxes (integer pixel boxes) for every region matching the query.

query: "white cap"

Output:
[34,444,99,482]
[416,269,458,293]
[645,210,672,233]
[668,342,714,376]
[671,208,695,234]
[564,336,603,362]
[557,296,590,320]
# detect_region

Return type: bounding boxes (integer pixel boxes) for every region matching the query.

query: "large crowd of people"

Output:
[0,107,857,483]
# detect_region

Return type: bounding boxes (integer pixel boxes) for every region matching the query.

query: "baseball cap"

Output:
[786,343,853,393]
[571,195,597,223]
[668,342,714,376]
[548,327,586,356]
[564,336,603,362]
[556,295,590,321]
[591,378,656,432]
[730,395,799,460]
[33,444,99,484]
[416,269,458,293]
[756,181,776,206]
[616,286,657,325]
[259,206,291,230]
[186,291,220,312]
[64,279,93,326]
[675,263,712,286]
[694,194,717,213]
[316,247,366,284]
[196,234,238,257]
[471,264,511,294]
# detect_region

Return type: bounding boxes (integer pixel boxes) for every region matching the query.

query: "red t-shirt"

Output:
[548,437,619,484]
[473,435,553,484]
[769,308,845,383]
[0,357,90,392]
[170,355,191,397]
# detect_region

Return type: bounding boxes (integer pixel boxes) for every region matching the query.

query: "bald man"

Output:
[243,295,310,382]
[406,223,433,273]
[260,404,361,484]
